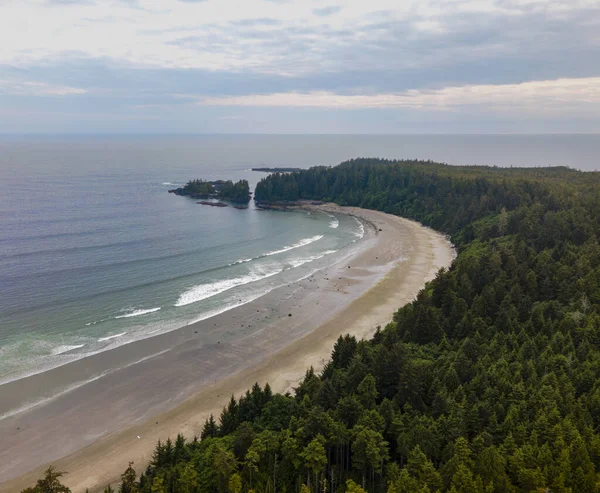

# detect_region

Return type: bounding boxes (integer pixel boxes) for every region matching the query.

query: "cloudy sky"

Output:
[1,0,599,133]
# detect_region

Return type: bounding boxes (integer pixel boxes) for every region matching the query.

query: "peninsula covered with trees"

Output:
[169,179,251,203]
[26,159,600,493]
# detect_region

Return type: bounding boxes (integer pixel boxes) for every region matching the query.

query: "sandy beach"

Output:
[0,206,454,493]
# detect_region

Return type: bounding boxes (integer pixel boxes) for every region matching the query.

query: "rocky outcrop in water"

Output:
[198,201,228,207]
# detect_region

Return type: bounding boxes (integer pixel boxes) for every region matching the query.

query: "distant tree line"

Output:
[25,159,600,492]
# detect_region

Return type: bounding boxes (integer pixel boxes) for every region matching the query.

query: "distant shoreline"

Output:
[0,206,454,493]
[251,167,303,172]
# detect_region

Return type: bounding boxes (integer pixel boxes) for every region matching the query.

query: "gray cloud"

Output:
[231,18,282,27]
[45,0,97,4]
[160,3,599,91]
[3,0,600,132]
[312,6,342,17]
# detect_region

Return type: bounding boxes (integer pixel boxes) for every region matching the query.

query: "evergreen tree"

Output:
[201,414,219,440]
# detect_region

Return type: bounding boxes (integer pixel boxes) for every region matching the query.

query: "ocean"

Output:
[0,134,598,388]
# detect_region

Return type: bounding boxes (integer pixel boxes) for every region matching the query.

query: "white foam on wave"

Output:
[187,248,337,325]
[115,307,161,319]
[175,266,283,307]
[98,332,127,342]
[231,257,252,265]
[0,239,354,391]
[327,214,339,229]
[288,249,338,268]
[230,235,324,265]
[353,218,365,239]
[292,247,357,284]
[51,344,85,355]
[289,257,319,268]
[187,291,269,325]
[265,235,324,257]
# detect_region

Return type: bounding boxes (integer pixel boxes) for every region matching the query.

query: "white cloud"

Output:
[0,79,87,96]
[0,0,596,75]
[1,0,599,132]
[199,77,600,113]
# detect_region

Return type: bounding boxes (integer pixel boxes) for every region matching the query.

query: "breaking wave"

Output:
[98,332,127,342]
[175,266,283,307]
[51,344,85,355]
[231,235,324,265]
[115,307,161,319]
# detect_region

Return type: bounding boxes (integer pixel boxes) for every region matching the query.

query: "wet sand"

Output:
[0,206,454,492]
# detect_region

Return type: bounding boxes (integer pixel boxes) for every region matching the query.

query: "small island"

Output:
[251,167,302,173]
[169,179,251,204]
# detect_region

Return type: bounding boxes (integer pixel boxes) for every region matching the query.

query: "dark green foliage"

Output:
[215,180,251,203]
[119,462,137,493]
[200,415,219,440]
[179,179,251,203]
[21,467,71,493]
[181,179,215,196]
[24,159,600,492]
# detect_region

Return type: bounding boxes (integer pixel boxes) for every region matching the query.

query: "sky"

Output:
[0,0,599,134]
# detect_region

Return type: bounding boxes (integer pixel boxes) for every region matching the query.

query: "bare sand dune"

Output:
[0,207,454,493]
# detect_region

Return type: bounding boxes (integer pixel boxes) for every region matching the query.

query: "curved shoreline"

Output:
[0,207,454,493]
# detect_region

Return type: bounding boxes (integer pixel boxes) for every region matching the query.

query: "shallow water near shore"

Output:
[0,160,363,391]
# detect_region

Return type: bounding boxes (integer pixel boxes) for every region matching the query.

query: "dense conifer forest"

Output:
[174,179,251,203]
[25,159,600,493]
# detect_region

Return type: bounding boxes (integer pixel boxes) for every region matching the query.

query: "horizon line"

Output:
[1,132,599,137]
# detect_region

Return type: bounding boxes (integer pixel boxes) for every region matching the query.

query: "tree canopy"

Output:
[178,179,251,203]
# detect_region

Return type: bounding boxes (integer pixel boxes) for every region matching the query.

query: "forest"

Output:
[25,159,600,493]
[172,179,251,203]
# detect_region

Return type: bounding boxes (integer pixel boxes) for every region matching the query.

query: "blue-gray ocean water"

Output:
[0,134,598,387]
